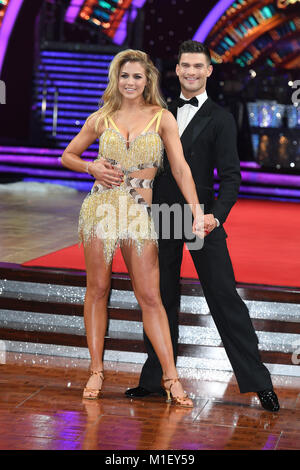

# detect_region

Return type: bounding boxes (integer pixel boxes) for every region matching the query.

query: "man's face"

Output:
[176,52,213,98]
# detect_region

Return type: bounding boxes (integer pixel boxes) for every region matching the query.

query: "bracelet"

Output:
[86,161,92,175]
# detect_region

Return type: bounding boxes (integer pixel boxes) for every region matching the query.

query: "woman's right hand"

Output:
[89,158,124,188]
[192,210,205,239]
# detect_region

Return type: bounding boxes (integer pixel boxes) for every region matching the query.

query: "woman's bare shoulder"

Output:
[146,104,165,114]
[160,108,177,129]
[85,111,105,135]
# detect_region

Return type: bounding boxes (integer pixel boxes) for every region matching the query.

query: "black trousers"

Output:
[139,228,273,393]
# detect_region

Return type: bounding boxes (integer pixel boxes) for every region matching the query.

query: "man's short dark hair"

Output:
[178,40,211,65]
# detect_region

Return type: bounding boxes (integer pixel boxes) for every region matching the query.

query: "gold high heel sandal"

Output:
[162,377,193,408]
[82,370,104,400]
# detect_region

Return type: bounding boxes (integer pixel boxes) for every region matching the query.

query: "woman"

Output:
[61,49,203,407]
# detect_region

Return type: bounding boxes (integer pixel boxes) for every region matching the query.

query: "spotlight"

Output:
[249,69,256,78]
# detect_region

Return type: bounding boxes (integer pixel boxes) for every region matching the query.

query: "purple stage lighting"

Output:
[0,0,24,75]
[65,0,85,24]
[114,0,147,45]
[41,51,114,61]
[0,164,93,179]
[193,0,234,42]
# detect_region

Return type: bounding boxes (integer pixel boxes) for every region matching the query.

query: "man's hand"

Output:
[204,214,217,236]
[89,158,123,188]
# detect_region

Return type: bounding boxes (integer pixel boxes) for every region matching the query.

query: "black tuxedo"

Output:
[139,97,273,393]
[155,97,241,226]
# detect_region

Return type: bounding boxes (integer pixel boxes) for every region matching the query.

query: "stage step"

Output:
[33,49,116,148]
[0,263,299,376]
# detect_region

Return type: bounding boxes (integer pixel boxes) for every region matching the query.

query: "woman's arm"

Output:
[61,114,123,186]
[61,113,100,173]
[160,110,203,227]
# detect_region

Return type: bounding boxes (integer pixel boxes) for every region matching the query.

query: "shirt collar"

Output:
[179,90,208,108]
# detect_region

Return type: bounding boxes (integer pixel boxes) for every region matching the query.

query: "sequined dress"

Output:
[78,109,164,264]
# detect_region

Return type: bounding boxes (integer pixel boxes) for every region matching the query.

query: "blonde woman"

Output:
[61,49,203,407]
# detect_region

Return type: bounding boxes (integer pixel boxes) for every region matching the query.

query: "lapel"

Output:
[169,98,213,153]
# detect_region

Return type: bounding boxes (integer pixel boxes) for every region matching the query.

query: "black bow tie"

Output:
[177,96,198,108]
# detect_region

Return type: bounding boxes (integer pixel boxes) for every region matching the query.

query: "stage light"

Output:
[250,69,256,78]
[290,162,295,167]
[193,0,235,41]
[99,1,112,9]
[0,0,24,75]
[288,81,293,86]
[65,0,85,23]
[194,0,298,68]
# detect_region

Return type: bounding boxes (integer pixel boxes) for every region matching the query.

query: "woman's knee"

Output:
[86,280,110,300]
[137,288,162,310]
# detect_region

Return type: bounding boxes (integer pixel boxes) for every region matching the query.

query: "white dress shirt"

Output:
[176,90,220,228]
[177,90,208,137]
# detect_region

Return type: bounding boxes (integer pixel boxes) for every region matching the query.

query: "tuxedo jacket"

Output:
[153,97,241,232]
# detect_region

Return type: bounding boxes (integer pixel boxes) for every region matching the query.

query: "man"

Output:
[125,40,279,412]
[95,41,279,412]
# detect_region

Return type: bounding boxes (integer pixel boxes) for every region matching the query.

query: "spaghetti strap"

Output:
[155,109,164,132]
[107,108,164,136]
[143,109,164,133]
[104,117,108,129]
[108,116,120,132]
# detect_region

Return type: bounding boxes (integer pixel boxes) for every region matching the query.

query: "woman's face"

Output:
[118,61,147,101]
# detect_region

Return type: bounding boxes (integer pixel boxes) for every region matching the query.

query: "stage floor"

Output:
[0,187,84,264]
[0,185,299,450]
[0,352,299,451]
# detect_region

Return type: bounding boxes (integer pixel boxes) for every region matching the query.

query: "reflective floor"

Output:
[0,352,299,450]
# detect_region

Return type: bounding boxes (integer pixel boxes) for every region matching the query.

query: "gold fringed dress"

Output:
[78,109,164,264]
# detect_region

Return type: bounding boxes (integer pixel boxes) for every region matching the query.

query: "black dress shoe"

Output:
[125,386,167,398]
[257,389,280,412]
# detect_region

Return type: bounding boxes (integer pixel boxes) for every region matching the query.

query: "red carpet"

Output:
[22,199,300,288]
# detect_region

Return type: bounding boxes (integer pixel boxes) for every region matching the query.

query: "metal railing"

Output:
[39,60,59,137]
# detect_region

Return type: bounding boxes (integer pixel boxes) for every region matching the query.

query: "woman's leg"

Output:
[83,237,112,390]
[121,241,191,402]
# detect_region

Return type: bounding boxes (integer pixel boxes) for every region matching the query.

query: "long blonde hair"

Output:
[87,49,166,133]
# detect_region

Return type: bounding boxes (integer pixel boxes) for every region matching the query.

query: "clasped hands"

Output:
[192,212,218,238]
